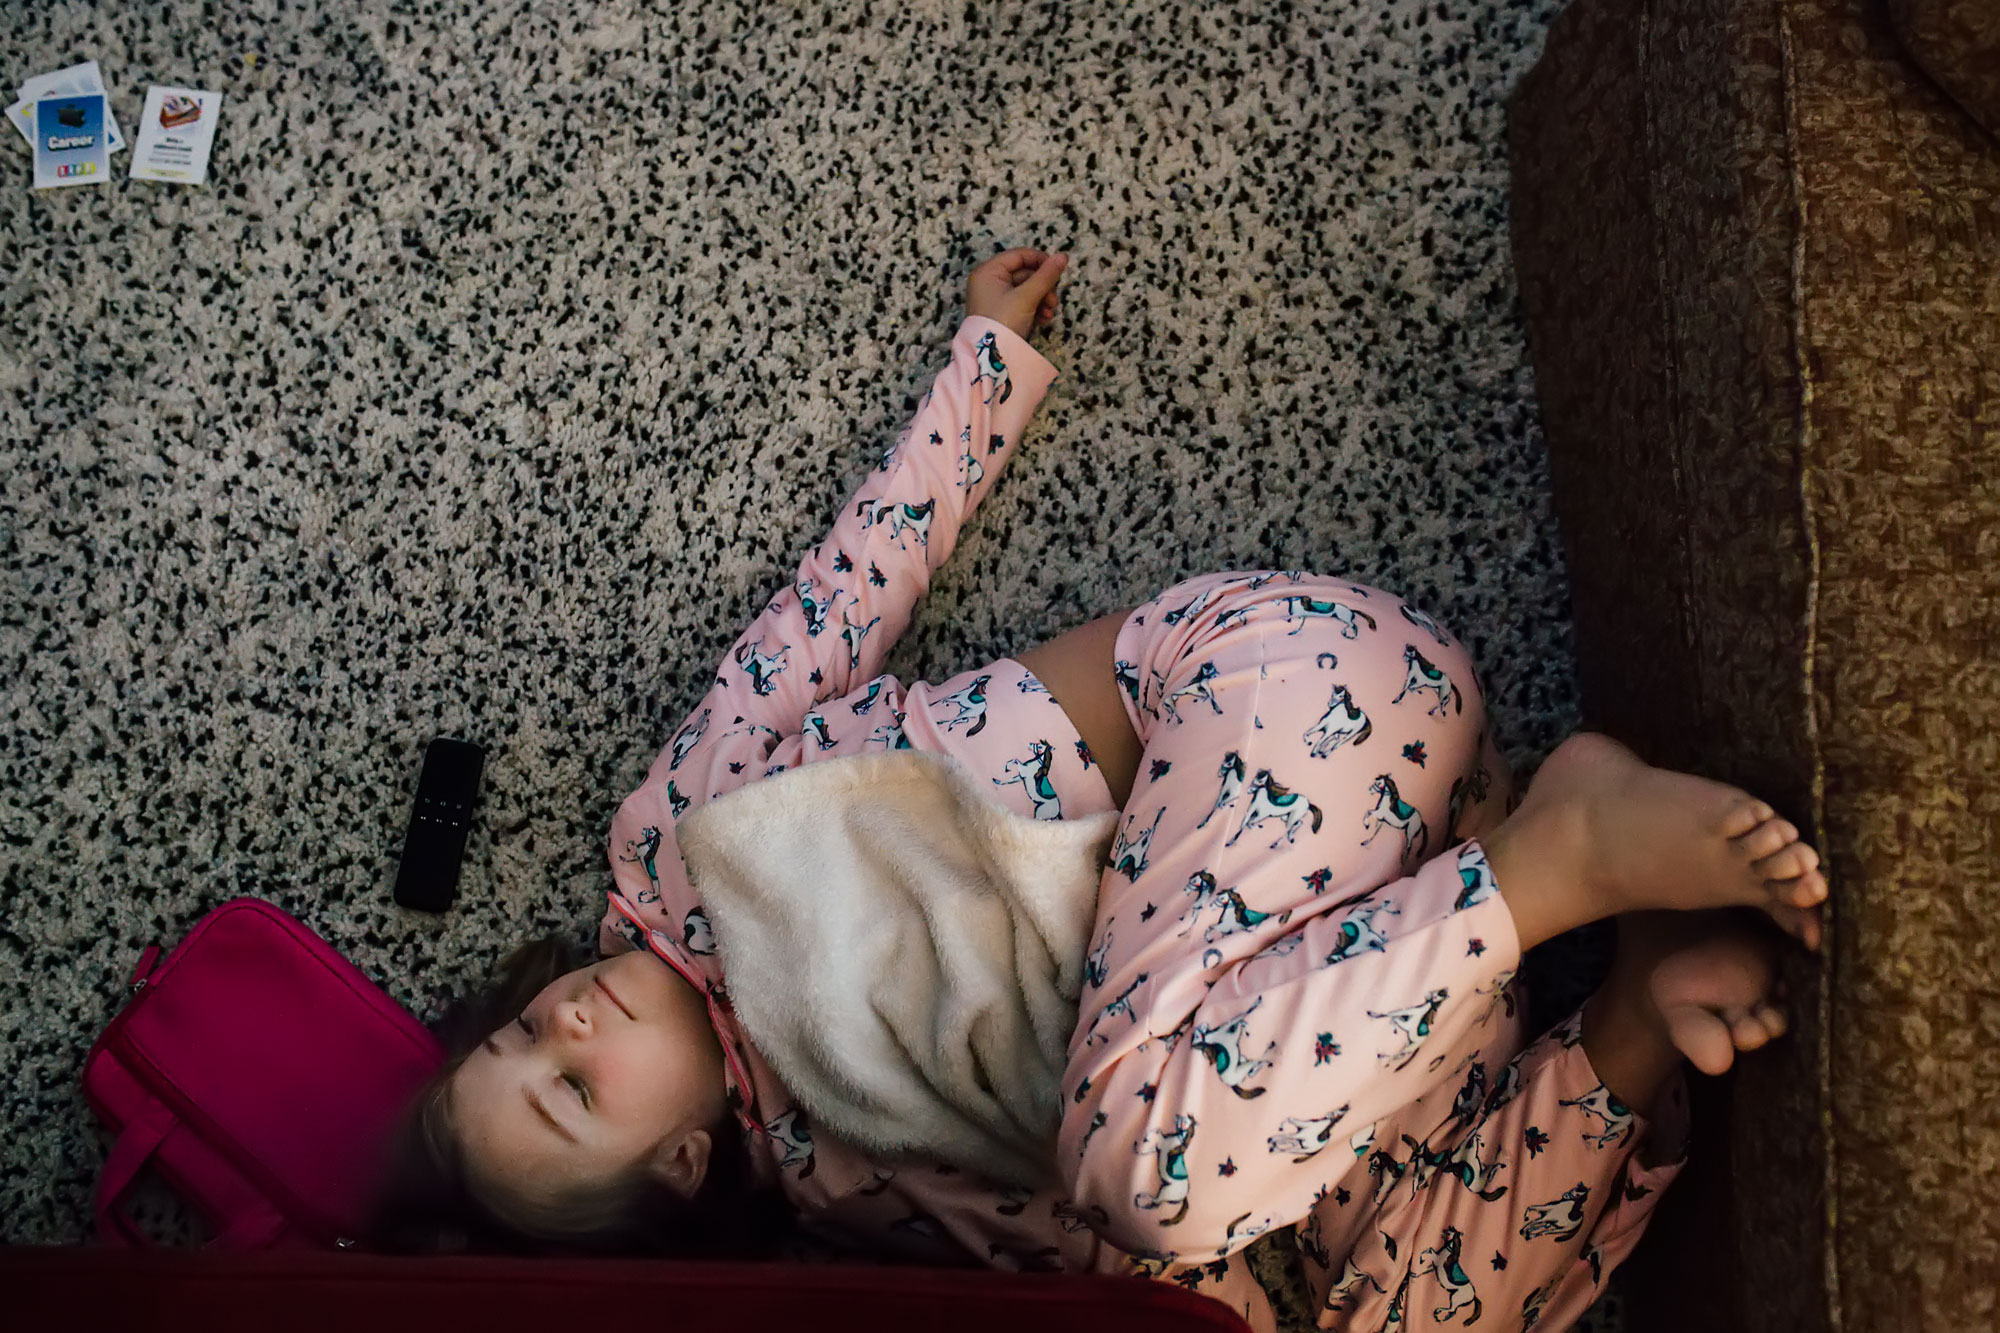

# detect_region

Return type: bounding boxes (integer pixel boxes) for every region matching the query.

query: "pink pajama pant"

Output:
[1057,569,1691,1330]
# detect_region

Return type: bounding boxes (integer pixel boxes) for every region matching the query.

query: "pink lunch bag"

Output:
[81,897,447,1250]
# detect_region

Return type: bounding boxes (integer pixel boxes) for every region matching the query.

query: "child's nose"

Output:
[557,996,595,1038]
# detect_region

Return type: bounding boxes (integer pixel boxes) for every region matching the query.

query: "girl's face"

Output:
[450,949,729,1208]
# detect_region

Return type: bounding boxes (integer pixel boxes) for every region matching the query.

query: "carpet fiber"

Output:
[2,1,1627,1327]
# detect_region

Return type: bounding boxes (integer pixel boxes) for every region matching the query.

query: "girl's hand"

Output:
[965,248,1070,342]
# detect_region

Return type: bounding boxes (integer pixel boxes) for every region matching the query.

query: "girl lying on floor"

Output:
[366,249,1826,1333]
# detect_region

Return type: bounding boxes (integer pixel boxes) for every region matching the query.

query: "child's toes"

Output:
[1728,1002,1790,1049]
[1729,1010,1772,1048]
[1766,867,1826,909]
[1733,817,1798,860]
[1663,1006,1738,1076]
[1718,798,1777,839]
[1763,900,1823,951]
[1753,841,1819,881]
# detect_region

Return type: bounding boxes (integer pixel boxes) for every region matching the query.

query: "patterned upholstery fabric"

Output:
[1888,0,2000,139]
[1505,0,2000,1329]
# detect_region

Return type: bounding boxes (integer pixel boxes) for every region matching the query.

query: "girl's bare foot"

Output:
[1514,734,1827,950]
[1610,909,1792,1076]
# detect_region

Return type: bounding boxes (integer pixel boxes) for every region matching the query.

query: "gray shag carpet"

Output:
[1,2,1629,1328]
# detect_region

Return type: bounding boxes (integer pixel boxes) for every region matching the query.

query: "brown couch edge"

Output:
[1503,0,1819,1330]
[1885,0,2000,141]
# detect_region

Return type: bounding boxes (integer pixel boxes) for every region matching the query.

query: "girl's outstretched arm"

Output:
[649,314,1062,804]
[598,303,1067,962]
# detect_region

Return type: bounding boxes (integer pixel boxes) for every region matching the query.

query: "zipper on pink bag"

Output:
[127,945,162,995]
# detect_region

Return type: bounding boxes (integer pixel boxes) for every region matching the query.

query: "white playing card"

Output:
[129,86,223,185]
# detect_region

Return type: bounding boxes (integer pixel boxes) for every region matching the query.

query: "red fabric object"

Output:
[0,1247,1257,1333]
[81,898,447,1249]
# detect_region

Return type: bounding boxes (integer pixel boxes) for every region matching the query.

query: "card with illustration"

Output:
[31,93,110,188]
[129,85,222,184]
[9,60,125,153]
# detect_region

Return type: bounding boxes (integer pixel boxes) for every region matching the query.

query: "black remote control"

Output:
[394,736,486,913]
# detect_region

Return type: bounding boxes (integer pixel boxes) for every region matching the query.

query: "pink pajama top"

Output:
[592,315,1283,1329]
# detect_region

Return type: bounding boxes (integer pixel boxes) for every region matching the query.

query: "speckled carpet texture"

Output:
[3,0,1632,1327]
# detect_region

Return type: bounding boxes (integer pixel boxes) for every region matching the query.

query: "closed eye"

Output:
[517,1015,589,1108]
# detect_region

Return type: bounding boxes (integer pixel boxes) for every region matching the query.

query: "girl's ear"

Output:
[649,1126,713,1199]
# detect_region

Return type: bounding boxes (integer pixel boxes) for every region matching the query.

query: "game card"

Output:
[31,93,110,188]
[10,60,125,153]
[129,85,222,184]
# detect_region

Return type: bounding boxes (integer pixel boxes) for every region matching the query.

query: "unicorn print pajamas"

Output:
[592,314,1693,1331]
[1053,567,1695,1330]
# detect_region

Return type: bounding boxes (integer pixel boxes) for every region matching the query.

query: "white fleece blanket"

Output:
[673,748,1121,1191]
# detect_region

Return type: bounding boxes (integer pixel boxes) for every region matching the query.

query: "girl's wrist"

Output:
[967,310,1028,340]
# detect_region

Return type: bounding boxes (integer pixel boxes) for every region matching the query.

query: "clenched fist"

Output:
[965,248,1070,342]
